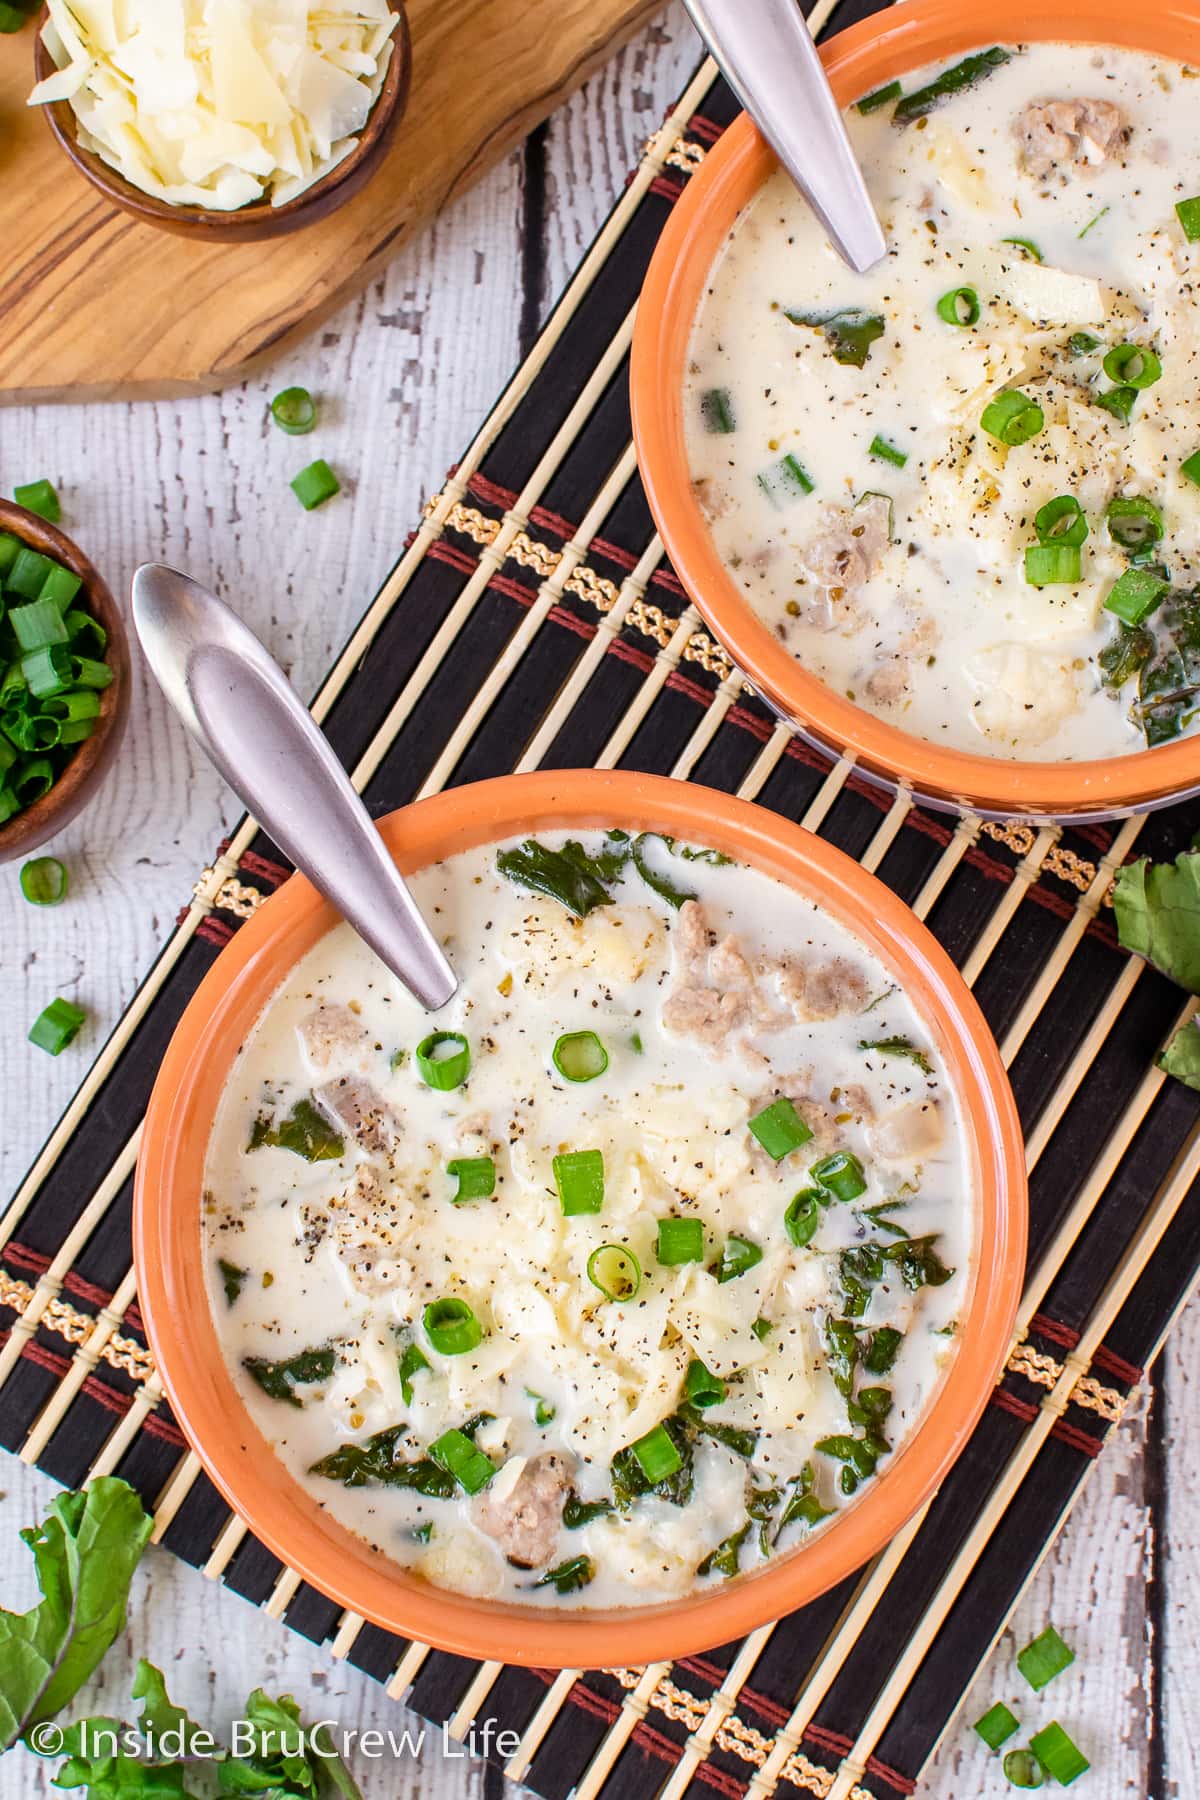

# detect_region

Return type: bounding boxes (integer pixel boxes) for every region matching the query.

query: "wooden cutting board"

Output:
[0,0,658,403]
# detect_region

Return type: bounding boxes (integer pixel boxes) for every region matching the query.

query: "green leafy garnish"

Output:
[857,1035,933,1075]
[398,1337,430,1406]
[697,1524,750,1579]
[784,307,885,369]
[1113,851,1200,993]
[891,46,1011,122]
[248,1097,344,1162]
[217,1258,248,1306]
[222,1685,362,1798]
[531,1556,594,1595]
[496,838,616,917]
[1160,1018,1200,1089]
[309,1426,456,1496]
[244,1343,337,1408]
[630,834,697,909]
[563,1494,615,1529]
[776,1463,834,1539]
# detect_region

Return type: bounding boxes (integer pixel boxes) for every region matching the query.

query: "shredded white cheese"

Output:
[29,0,398,212]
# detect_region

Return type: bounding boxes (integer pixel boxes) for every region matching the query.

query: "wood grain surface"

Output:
[0,0,656,402]
[0,6,1191,1796]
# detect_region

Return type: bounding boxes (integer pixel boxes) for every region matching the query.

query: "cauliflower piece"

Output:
[965,643,1084,748]
[501,898,666,993]
[420,1528,506,1600]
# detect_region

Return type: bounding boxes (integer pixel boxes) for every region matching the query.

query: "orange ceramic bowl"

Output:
[631,0,1200,822]
[135,770,1026,1668]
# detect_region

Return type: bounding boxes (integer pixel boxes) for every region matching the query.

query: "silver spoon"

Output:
[682,0,885,273]
[131,563,458,1013]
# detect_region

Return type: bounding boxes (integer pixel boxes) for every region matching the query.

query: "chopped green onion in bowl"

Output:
[552,1029,609,1083]
[587,1243,641,1302]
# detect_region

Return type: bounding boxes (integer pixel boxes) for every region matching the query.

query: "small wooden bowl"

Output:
[0,501,130,863]
[32,3,410,243]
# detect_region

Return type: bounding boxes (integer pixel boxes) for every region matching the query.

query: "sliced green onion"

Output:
[1078,205,1109,239]
[271,386,318,435]
[1028,1723,1088,1786]
[0,533,19,575]
[1104,567,1169,626]
[810,1151,867,1203]
[630,1030,644,1054]
[428,1427,494,1495]
[415,1029,470,1089]
[587,1243,641,1302]
[21,645,74,699]
[892,47,1010,122]
[981,389,1043,447]
[0,739,14,776]
[1102,342,1161,389]
[1024,544,1081,587]
[19,856,68,906]
[1017,1625,1074,1691]
[1095,384,1137,423]
[784,1188,825,1248]
[630,1422,683,1484]
[10,599,69,653]
[12,757,54,802]
[756,453,815,505]
[291,459,340,510]
[856,79,901,114]
[1107,495,1163,550]
[14,479,61,523]
[3,713,58,754]
[1176,196,1200,241]
[552,1029,609,1083]
[29,997,86,1055]
[423,1298,483,1356]
[1067,331,1101,357]
[70,655,113,691]
[748,1095,813,1161]
[38,564,81,609]
[398,1339,430,1403]
[1002,1749,1044,1788]
[63,609,107,655]
[56,718,98,746]
[712,1234,763,1283]
[554,1148,605,1216]
[447,1156,495,1203]
[44,691,100,723]
[936,286,979,327]
[1034,494,1087,547]
[7,548,54,600]
[868,434,908,469]
[685,1358,726,1409]
[1182,450,1200,487]
[700,387,736,434]
[1000,236,1043,262]
[656,1216,704,1265]
[526,1388,556,1427]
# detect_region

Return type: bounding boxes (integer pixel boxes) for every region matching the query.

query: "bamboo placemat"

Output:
[5,3,1200,1795]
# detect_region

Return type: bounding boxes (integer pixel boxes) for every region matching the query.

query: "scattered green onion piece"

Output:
[12,757,55,802]
[630,1030,644,1055]
[291,459,340,510]
[527,1389,556,1427]
[1102,342,1161,389]
[1027,1723,1088,1786]
[70,655,113,691]
[29,997,86,1056]
[975,1703,1020,1749]
[1067,331,1100,357]
[747,1095,813,1161]
[685,1358,726,1409]
[1104,567,1169,626]
[447,1156,496,1203]
[415,1029,471,1089]
[700,387,736,434]
[892,47,1009,122]
[19,856,68,907]
[1002,1749,1045,1789]
[271,386,318,435]
[7,548,54,600]
[423,1298,483,1356]
[554,1148,605,1216]
[1000,236,1043,262]
[1174,196,1200,242]
[10,599,69,653]
[713,1234,763,1283]
[1078,204,1109,238]
[982,389,1044,447]
[656,1216,704,1265]
[756,453,816,505]
[1017,1625,1075,1691]
[1182,450,1200,487]
[936,286,979,327]
[1095,384,1137,423]
[1107,495,1163,550]
[1024,544,1081,588]
[428,1427,494,1495]
[552,1029,609,1083]
[810,1151,868,1203]
[398,1340,430,1403]
[1034,495,1087,547]
[868,434,908,469]
[630,1422,683,1484]
[14,479,61,523]
[784,1188,825,1248]
[587,1243,642,1303]
[38,564,81,609]
[856,79,901,113]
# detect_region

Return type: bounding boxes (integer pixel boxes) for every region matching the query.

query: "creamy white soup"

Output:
[203,831,972,1609]
[685,43,1200,762]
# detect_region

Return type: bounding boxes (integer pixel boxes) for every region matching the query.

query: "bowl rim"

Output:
[134,769,1026,1668]
[0,498,130,860]
[630,0,1200,820]
[31,0,410,236]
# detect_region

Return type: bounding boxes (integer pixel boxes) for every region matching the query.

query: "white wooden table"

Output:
[0,9,1193,1795]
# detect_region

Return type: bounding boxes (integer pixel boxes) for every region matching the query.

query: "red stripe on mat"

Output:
[528,1670,748,1798]
[239,849,290,888]
[1092,1343,1144,1385]
[1,1332,186,1447]
[1031,1311,1081,1350]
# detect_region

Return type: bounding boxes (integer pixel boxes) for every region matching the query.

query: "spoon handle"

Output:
[682,0,886,273]
[131,563,458,1013]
